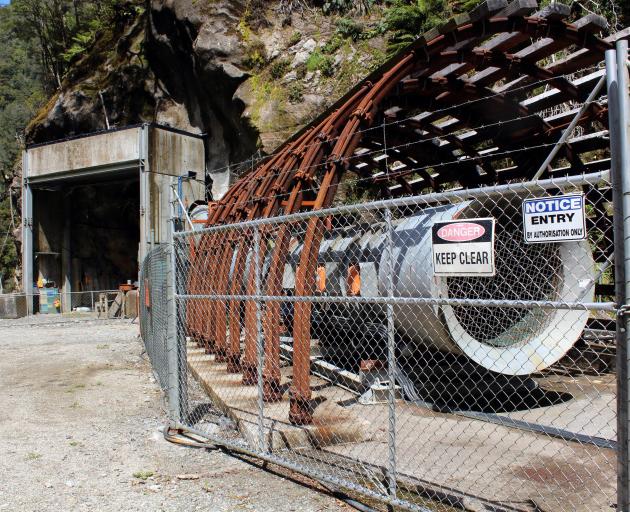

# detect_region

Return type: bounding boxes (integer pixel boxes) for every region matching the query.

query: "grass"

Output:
[25,452,42,461]
[69,441,80,447]
[96,344,109,350]
[288,31,302,47]
[288,83,304,103]
[306,51,335,77]
[269,58,290,80]
[133,470,154,481]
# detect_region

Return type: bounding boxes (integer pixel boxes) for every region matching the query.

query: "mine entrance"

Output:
[32,173,140,299]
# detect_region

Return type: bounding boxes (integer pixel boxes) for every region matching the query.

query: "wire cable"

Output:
[200,65,605,179]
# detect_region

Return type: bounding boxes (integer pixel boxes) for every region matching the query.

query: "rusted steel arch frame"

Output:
[205,166,275,362]
[370,79,600,190]
[382,86,586,184]
[288,55,416,424]
[181,173,256,357]
[241,138,320,378]
[260,86,372,400]
[186,234,217,349]
[318,15,610,197]
[187,5,622,425]
[217,158,288,363]
[222,127,319,375]
[242,90,370,385]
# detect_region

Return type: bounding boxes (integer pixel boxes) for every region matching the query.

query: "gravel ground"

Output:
[0,318,348,512]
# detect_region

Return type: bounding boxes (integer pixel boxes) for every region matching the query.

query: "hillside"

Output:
[0,0,627,290]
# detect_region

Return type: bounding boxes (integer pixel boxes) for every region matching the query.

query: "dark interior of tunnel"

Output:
[70,179,140,290]
[34,177,140,292]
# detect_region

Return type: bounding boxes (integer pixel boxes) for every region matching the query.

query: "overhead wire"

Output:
[197,64,605,180]
[183,137,606,228]
[146,91,609,217]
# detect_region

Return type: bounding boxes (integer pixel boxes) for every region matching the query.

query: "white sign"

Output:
[522,193,586,243]
[432,218,495,277]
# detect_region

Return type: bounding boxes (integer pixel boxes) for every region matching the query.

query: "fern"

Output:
[61,32,94,63]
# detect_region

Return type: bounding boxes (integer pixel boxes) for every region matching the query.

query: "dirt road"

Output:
[0,318,345,511]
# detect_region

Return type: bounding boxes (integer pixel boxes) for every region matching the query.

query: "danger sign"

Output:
[522,193,586,243]
[432,218,495,277]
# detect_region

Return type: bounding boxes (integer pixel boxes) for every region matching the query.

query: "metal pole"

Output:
[382,117,397,500]
[532,73,606,181]
[385,207,397,500]
[254,225,265,452]
[167,183,182,422]
[611,40,630,512]
[172,183,195,232]
[22,164,34,314]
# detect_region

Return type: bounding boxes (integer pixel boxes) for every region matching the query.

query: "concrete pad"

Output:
[187,342,617,511]
[325,401,616,512]
[187,343,373,451]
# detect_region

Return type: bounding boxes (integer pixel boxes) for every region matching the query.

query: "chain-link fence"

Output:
[0,289,135,321]
[139,245,172,392]
[139,168,622,511]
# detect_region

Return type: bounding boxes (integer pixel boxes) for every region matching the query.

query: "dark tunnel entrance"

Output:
[32,174,140,307]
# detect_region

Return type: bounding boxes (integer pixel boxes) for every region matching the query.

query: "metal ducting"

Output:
[285,196,595,376]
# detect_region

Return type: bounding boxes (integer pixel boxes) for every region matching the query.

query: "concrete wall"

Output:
[147,127,205,245]
[27,127,142,177]
[23,124,207,296]
[149,127,204,178]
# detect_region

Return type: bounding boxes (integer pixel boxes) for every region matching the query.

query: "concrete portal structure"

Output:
[22,124,205,312]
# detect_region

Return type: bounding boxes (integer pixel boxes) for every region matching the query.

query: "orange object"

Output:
[347,264,361,296]
[317,266,327,293]
[144,279,151,308]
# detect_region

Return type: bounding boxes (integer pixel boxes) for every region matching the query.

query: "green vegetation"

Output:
[383,0,459,54]
[287,83,305,103]
[10,0,143,91]
[0,2,44,291]
[335,17,365,40]
[288,30,303,47]
[133,470,154,480]
[270,58,291,79]
[306,51,335,77]
[322,0,375,14]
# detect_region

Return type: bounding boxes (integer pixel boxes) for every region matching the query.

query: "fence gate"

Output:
[140,39,630,512]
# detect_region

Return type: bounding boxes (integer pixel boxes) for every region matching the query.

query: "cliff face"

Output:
[25,0,387,198]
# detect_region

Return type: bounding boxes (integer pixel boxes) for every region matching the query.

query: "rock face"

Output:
[25,0,387,199]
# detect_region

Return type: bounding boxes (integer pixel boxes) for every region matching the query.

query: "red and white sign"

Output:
[436,222,486,243]
[432,218,495,277]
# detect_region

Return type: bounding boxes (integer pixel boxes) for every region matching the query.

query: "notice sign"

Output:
[522,193,586,243]
[432,218,495,277]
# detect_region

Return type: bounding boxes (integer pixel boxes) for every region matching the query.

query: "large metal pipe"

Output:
[283,194,595,376]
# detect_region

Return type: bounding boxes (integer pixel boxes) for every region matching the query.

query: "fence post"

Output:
[385,206,397,501]
[609,41,630,511]
[167,183,185,423]
[254,225,265,452]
